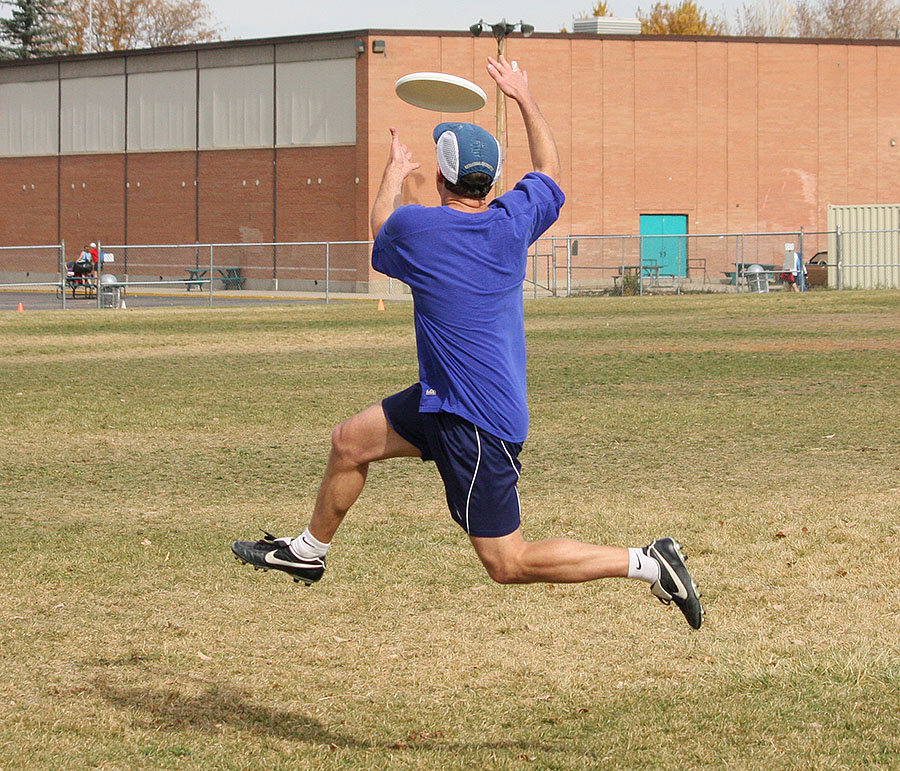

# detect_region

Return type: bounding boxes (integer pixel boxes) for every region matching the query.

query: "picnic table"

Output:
[185,266,245,291]
[58,276,96,298]
[612,263,662,291]
[723,263,778,285]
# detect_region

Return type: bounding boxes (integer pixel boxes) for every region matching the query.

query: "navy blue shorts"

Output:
[382,384,523,538]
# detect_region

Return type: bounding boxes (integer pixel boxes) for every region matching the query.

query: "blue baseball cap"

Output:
[433,122,502,186]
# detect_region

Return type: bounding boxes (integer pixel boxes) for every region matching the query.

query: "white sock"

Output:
[289,527,330,560]
[627,547,660,584]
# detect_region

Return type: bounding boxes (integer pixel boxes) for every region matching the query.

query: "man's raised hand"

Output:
[388,127,420,180]
[487,55,532,105]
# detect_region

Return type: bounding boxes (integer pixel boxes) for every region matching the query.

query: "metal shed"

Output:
[828,204,900,289]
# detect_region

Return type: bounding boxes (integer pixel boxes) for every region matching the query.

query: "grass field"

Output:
[1,292,899,770]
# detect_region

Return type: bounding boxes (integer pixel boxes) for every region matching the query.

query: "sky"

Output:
[205,0,739,41]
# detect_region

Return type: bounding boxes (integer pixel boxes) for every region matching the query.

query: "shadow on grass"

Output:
[91,675,567,756]
[92,676,365,748]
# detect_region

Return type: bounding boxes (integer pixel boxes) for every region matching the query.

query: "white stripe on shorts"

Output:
[500,440,520,479]
[501,440,522,522]
[464,426,482,534]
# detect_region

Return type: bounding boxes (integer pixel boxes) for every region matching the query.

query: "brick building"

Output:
[1,29,899,286]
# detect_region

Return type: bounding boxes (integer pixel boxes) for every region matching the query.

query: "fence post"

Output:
[96,240,103,309]
[59,240,67,311]
[798,226,806,291]
[208,244,214,306]
[325,242,330,304]
[547,238,553,297]
[554,240,560,297]
[835,224,843,291]
[638,233,644,296]
[567,239,572,297]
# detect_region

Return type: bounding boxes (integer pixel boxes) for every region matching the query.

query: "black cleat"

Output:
[231,531,326,586]
[643,537,704,629]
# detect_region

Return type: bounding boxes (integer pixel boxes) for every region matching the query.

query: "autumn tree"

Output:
[639,0,725,34]
[0,0,67,58]
[61,0,220,53]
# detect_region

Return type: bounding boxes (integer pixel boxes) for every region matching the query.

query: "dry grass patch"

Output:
[1,292,899,769]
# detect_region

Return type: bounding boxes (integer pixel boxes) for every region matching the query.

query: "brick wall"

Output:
[0,156,57,246]
[364,33,900,274]
[127,152,197,246]
[60,154,126,260]
[4,32,900,283]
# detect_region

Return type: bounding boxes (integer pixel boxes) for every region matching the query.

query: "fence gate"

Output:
[527,237,566,297]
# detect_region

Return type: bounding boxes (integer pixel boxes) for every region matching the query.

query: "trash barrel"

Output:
[745,263,769,293]
[99,273,121,308]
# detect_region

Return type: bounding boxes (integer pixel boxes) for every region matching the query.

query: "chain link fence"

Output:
[1,227,897,309]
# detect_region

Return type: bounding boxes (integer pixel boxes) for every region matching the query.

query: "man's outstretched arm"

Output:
[371,127,421,238]
[486,55,561,183]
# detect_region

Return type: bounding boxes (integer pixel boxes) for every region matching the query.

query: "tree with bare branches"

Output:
[730,0,900,37]
[731,0,798,36]
[61,0,220,53]
[794,0,900,37]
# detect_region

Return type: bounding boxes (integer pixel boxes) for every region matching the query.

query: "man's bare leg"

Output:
[470,528,704,629]
[307,403,420,544]
[231,402,418,582]
[470,529,628,585]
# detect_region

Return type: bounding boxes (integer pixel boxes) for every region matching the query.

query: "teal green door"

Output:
[640,215,688,277]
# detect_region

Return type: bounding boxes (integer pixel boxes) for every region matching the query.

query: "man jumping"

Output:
[232,55,704,629]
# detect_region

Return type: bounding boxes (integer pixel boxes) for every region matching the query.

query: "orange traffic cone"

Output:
[16,302,23,312]
[377,298,385,311]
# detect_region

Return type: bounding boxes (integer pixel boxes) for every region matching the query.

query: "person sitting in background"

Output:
[70,246,93,278]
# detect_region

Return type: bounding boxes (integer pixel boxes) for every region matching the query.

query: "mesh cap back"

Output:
[436,131,461,183]
[433,122,501,187]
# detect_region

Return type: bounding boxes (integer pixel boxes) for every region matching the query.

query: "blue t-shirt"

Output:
[372,172,565,442]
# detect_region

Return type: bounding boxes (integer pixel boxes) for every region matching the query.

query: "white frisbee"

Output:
[394,72,487,113]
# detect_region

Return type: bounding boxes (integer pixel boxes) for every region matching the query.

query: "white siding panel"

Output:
[199,65,272,149]
[128,70,196,151]
[0,80,58,156]
[828,204,900,289]
[60,75,125,153]
[276,58,355,146]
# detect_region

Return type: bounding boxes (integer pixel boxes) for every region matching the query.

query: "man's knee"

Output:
[330,419,366,465]
[483,558,527,584]
[473,535,529,584]
[330,403,420,466]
